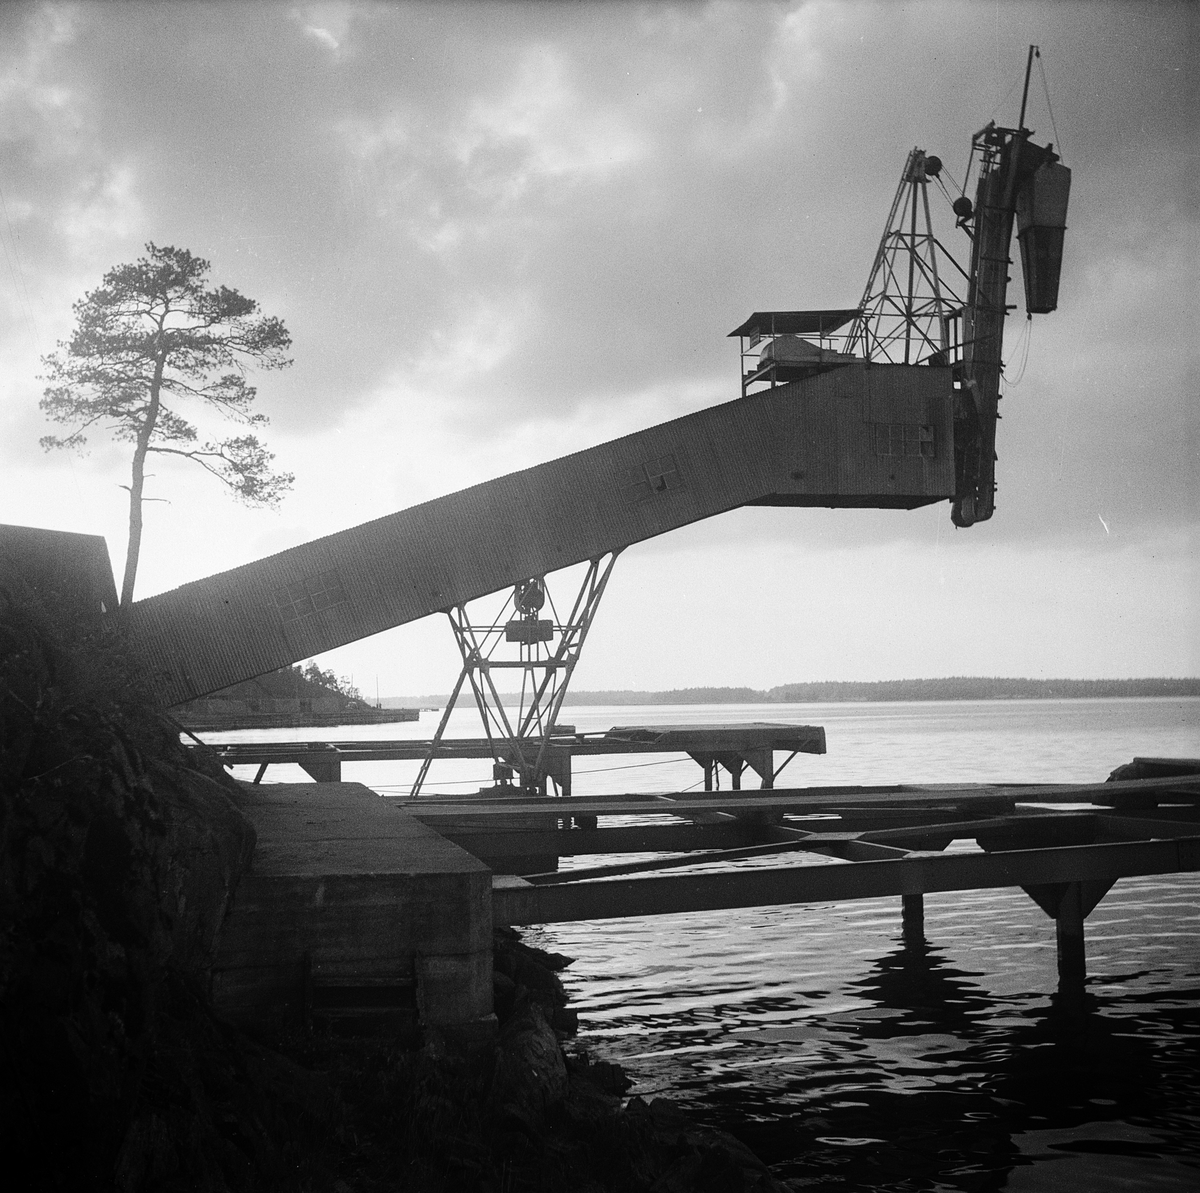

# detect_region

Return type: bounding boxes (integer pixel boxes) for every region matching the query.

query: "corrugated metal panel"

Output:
[727,310,860,338]
[748,363,954,507]
[129,364,954,705]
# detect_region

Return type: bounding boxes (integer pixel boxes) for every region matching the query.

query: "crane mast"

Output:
[841,48,1069,528]
[953,47,1071,525]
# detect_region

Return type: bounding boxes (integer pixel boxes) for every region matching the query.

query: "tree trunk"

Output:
[120,350,166,609]
[120,443,147,609]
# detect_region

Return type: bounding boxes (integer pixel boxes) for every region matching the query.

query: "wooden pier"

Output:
[209,754,1199,1030]
[207,721,827,790]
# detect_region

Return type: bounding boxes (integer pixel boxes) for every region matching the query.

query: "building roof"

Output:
[0,523,118,615]
[728,309,861,338]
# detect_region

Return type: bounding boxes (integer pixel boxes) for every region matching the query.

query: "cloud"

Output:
[302,24,339,53]
[0,1,1195,685]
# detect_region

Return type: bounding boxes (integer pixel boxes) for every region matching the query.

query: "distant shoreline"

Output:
[380,677,1200,709]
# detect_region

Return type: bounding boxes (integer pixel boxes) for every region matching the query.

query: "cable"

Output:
[934,168,964,204]
[368,779,488,790]
[352,754,700,795]
[1003,316,1033,388]
[1037,51,1066,161]
[364,755,694,790]
[988,71,1022,127]
[962,141,979,199]
[575,757,691,776]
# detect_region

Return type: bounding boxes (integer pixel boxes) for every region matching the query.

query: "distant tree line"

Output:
[201,662,362,706]
[376,677,1200,709]
[557,677,1200,705]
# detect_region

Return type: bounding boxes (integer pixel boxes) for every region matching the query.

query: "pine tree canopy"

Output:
[39,243,295,606]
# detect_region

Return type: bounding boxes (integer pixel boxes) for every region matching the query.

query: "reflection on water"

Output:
[200,699,1200,1190]
[536,876,1200,1191]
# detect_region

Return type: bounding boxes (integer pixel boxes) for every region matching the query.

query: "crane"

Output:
[117,49,1068,792]
[952,46,1071,525]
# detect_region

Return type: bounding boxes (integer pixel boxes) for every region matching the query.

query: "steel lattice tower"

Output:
[848,148,967,366]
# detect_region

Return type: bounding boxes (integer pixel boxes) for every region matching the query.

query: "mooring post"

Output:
[901,893,924,944]
[1056,881,1086,1007]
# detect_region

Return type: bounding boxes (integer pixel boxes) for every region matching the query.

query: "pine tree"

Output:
[40,243,294,608]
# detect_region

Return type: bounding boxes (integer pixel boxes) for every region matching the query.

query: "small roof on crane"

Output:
[727,309,861,338]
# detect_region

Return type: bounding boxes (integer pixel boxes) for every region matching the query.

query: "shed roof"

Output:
[728,309,861,338]
[0,523,118,615]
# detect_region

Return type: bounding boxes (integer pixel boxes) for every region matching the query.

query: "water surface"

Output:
[209,698,1200,1190]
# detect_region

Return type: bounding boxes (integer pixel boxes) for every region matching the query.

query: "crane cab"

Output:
[730,309,956,511]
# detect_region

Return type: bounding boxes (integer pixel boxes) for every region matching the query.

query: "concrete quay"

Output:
[213,782,494,1039]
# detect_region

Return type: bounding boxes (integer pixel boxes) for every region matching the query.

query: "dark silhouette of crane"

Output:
[121,48,1068,792]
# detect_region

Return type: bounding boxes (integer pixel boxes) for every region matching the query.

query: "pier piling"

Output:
[1055,881,1087,1007]
[901,893,925,944]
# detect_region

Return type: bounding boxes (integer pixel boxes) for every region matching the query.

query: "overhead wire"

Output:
[962,140,979,199]
[932,160,964,202]
[933,172,972,229]
[1036,51,1066,161]
[987,71,1023,127]
[361,753,696,793]
[1004,314,1033,388]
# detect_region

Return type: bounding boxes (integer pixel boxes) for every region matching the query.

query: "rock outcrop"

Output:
[0,589,326,1190]
[2,584,802,1190]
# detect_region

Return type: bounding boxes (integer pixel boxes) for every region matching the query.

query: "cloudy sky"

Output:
[1,1,1195,695]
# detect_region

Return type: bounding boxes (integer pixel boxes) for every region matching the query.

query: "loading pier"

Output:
[210,756,1200,1032]
[16,68,1112,1040]
[210,722,827,791]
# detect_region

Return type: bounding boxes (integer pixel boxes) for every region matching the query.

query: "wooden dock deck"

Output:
[210,760,1199,1031]
[203,721,827,789]
[415,763,1200,1008]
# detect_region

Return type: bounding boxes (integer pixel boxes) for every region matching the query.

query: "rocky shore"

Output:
[1,587,798,1190]
[251,928,796,1191]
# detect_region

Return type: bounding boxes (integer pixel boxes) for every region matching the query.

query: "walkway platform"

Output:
[411,764,1200,1005]
[211,762,1200,1029]
[201,721,826,789]
[212,782,493,1036]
